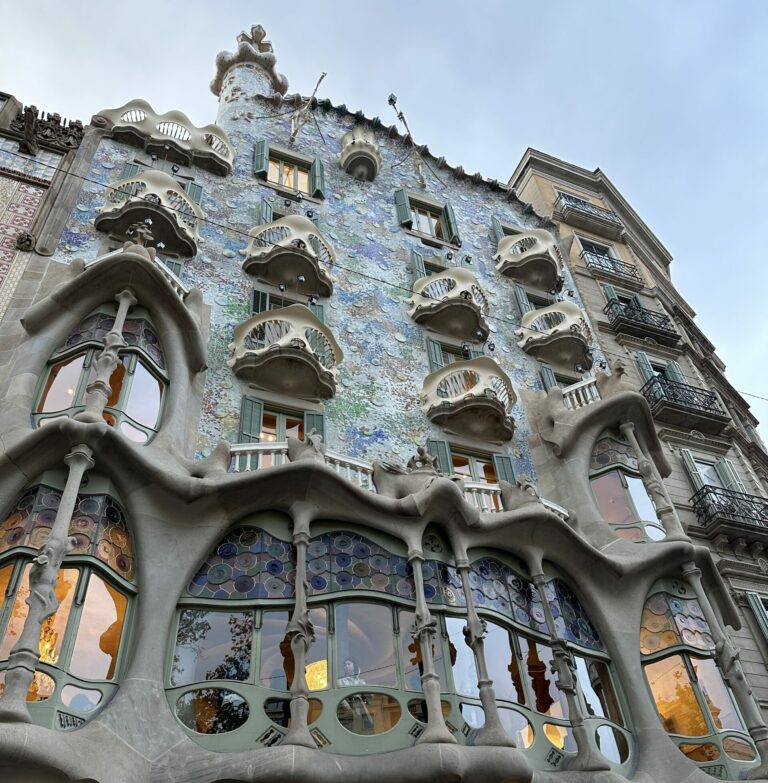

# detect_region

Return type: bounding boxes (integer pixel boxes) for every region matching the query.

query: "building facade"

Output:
[0,23,767,783]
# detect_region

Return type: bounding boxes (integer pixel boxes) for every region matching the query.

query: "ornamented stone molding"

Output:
[10,105,84,154]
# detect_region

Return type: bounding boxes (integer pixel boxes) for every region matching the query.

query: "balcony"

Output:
[640,376,730,435]
[241,215,335,297]
[407,267,490,341]
[95,170,202,257]
[554,192,624,239]
[691,485,768,540]
[339,127,382,181]
[581,250,644,289]
[494,229,562,292]
[228,304,343,400]
[94,99,234,175]
[420,357,517,443]
[603,299,679,346]
[516,301,593,371]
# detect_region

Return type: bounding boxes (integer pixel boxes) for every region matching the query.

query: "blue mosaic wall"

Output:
[47,62,607,485]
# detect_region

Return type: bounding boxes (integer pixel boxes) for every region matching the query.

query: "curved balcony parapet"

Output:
[494,228,562,291]
[241,215,335,297]
[93,99,234,175]
[420,357,517,443]
[228,303,343,400]
[339,127,383,181]
[516,300,593,371]
[95,170,203,257]
[407,267,490,341]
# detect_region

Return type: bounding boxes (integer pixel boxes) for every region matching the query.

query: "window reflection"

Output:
[38,355,85,412]
[260,610,291,689]
[485,621,523,704]
[399,609,447,692]
[447,615,478,697]
[692,657,743,732]
[591,472,634,526]
[523,639,568,719]
[644,654,708,736]
[335,603,396,687]
[124,360,162,429]
[336,691,401,735]
[575,656,622,725]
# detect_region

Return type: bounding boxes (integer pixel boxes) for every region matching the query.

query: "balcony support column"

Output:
[456,558,514,746]
[531,570,609,771]
[76,288,137,423]
[0,444,94,722]
[681,562,768,778]
[620,421,687,541]
[408,550,456,745]
[283,521,316,748]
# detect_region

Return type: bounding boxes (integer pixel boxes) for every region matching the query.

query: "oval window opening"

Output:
[722,736,757,762]
[0,670,56,702]
[407,698,451,723]
[595,724,629,763]
[264,696,323,727]
[61,684,103,712]
[543,723,576,753]
[336,692,401,735]
[175,688,249,734]
[499,707,534,749]
[679,742,721,762]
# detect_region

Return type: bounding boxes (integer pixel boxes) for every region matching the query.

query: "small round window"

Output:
[175,688,249,734]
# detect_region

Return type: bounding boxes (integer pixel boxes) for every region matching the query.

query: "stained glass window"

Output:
[640,592,714,655]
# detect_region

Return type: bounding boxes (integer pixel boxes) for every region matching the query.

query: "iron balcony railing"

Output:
[555,192,623,226]
[640,376,726,417]
[581,250,643,285]
[691,485,768,529]
[603,299,676,334]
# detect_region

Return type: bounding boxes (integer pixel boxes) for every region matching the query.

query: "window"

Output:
[426,438,515,487]
[394,189,460,246]
[425,337,483,372]
[635,351,687,387]
[34,306,167,444]
[252,287,325,322]
[579,238,613,259]
[490,215,524,244]
[252,140,325,199]
[513,282,558,317]
[410,249,470,279]
[539,364,580,392]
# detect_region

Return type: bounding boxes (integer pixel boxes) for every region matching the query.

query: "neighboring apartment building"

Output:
[0,23,766,783]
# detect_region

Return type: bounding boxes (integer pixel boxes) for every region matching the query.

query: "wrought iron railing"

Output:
[555,193,623,226]
[581,250,643,284]
[604,299,676,333]
[691,485,768,529]
[640,376,726,416]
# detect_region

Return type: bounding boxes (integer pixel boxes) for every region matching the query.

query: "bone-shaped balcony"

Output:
[241,215,335,297]
[407,267,490,341]
[228,304,343,400]
[516,300,593,371]
[494,229,562,292]
[420,357,517,443]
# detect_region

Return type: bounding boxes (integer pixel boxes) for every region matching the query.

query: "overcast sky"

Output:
[3,0,767,431]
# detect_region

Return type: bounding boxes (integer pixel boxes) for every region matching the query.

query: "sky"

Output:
[2,0,767,431]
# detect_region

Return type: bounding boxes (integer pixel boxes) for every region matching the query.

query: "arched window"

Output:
[0,479,135,729]
[166,518,630,769]
[34,305,167,443]
[640,579,758,776]
[589,431,665,542]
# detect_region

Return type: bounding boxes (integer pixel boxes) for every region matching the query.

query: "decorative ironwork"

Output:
[691,485,768,529]
[555,193,622,226]
[581,250,643,284]
[604,299,676,334]
[640,376,726,417]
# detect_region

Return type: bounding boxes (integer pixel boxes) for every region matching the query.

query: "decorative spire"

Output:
[210,24,289,97]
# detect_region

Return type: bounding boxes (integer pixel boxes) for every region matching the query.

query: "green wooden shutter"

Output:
[308,301,325,323]
[412,249,427,279]
[632,294,644,309]
[746,592,768,643]
[714,458,747,494]
[491,216,505,245]
[540,365,558,392]
[184,181,204,205]
[492,454,516,485]
[394,189,412,227]
[665,360,686,384]
[426,338,444,372]
[239,396,263,443]
[257,197,274,225]
[636,351,655,383]
[161,258,183,277]
[426,439,453,475]
[309,213,320,228]
[440,202,460,245]
[680,448,705,491]
[252,288,270,314]
[253,140,269,178]
[120,161,141,179]
[468,347,484,360]
[602,283,618,302]
[310,157,326,198]
[514,283,534,315]
[304,411,325,442]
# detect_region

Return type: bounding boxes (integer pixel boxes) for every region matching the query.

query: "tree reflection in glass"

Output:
[692,657,743,732]
[644,654,708,736]
[522,639,568,719]
[175,688,250,734]
[399,609,447,692]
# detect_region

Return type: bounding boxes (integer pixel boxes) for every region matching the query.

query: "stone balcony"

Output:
[420,357,517,443]
[93,99,234,175]
[516,300,593,371]
[407,267,490,341]
[339,126,382,181]
[494,229,562,292]
[228,304,343,400]
[241,215,335,297]
[640,376,730,435]
[691,485,768,542]
[554,192,624,239]
[95,170,203,257]
[603,299,679,346]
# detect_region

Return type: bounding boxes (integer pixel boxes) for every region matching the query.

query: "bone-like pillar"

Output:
[531,572,609,771]
[283,527,315,747]
[620,421,687,541]
[681,561,768,778]
[0,444,94,722]
[77,288,137,423]
[456,558,514,746]
[408,550,456,744]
